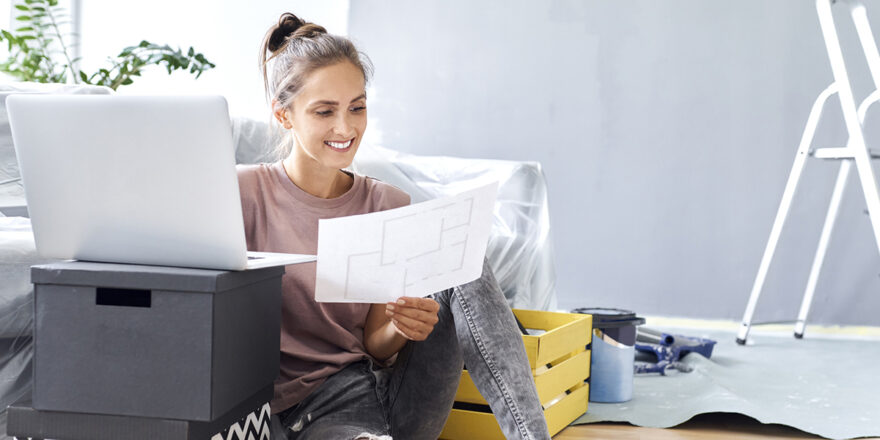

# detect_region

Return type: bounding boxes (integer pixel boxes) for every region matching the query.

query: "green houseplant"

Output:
[0,0,215,90]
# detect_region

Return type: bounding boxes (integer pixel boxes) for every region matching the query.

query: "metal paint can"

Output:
[572,308,645,403]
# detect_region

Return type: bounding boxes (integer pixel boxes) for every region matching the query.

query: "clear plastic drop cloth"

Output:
[0,217,52,439]
[231,116,283,165]
[352,145,558,311]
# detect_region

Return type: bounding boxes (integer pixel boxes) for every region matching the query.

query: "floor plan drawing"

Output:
[315,183,497,303]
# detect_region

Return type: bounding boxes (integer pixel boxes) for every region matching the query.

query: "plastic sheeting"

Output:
[0,217,52,440]
[231,116,284,165]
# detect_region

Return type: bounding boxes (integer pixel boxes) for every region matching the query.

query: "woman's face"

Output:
[280,61,367,171]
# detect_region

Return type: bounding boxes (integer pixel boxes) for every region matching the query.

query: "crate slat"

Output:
[535,350,590,405]
[544,384,590,435]
[535,316,591,367]
[514,309,584,330]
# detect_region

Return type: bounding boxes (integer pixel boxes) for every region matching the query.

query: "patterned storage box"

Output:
[7,392,272,440]
[212,403,271,440]
[440,309,592,439]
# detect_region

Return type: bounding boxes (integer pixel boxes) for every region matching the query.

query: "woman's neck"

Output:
[282,154,353,199]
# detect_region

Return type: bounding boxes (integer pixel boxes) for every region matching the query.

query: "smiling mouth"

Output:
[324,138,354,151]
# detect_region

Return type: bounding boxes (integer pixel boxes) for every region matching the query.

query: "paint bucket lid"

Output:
[571,307,645,329]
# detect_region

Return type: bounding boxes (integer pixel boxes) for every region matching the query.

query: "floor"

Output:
[555,413,880,440]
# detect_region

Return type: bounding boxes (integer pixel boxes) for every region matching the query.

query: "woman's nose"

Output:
[334,114,354,136]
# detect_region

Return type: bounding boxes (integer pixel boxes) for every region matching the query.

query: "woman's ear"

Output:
[272,99,293,129]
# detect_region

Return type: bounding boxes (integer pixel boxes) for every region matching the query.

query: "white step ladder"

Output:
[736,0,880,345]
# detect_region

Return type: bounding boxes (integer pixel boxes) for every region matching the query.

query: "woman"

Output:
[238,12,550,440]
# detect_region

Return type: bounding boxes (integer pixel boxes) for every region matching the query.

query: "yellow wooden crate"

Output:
[439,309,592,440]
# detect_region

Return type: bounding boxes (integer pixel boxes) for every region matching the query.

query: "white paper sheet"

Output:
[315,182,498,303]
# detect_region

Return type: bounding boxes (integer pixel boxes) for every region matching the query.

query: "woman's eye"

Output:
[350,106,366,113]
[316,110,333,117]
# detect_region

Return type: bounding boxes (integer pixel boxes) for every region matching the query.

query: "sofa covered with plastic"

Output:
[0,88,558,438]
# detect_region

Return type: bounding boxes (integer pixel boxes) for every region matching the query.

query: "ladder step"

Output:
[812,147,880,159]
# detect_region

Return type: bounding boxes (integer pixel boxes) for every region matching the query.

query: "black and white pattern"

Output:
[212,403,271,440]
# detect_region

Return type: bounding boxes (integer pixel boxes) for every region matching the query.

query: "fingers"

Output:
[385,298,440,326]
[403,297,440,312]
[386,297,440,341]
[389,310,431,335]
[390,316,428,341]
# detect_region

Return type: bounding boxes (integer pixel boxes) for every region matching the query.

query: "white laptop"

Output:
[5,94,315,271]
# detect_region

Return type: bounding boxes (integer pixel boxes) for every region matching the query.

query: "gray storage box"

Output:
[31,261,284,421]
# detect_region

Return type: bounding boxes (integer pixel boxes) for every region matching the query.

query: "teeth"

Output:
[326,139,352,149]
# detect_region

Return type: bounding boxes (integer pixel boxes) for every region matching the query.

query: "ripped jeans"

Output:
[269,260,551,440]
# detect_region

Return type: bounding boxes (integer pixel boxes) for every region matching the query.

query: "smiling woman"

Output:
[276,61,367,198]
[237,12,551,440]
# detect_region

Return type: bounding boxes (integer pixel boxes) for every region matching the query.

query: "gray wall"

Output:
[349,0,880,325]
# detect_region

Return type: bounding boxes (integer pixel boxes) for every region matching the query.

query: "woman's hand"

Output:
[364,296,440,361]
[385,297,439,341]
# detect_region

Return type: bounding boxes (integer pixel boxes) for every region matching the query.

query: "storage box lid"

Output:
[31,261,284,292]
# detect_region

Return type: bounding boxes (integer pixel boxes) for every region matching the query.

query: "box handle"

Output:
[95,288,152,308]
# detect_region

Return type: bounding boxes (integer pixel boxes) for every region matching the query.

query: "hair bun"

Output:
[267,13,327,53]
[291,23,327,39]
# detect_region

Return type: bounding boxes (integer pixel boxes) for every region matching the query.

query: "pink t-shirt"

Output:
[236,161,410,413]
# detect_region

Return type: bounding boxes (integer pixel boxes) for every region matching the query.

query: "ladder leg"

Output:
[736,84,836,345]
[850,3,880,90]
[737,154,808,345]
[794,159,852,338]
[853,150,880,255]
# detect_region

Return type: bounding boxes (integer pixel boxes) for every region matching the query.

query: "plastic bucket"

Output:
[571,307,645,403]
